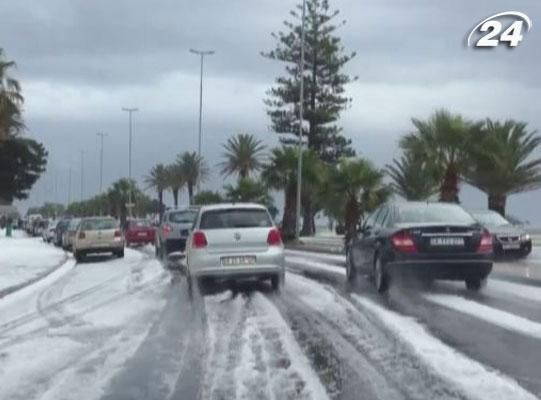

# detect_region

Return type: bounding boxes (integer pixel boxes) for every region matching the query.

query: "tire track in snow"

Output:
[273,272,469,400]
[202,289,329,400]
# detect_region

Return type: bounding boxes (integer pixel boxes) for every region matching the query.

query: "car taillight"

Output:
[114,230,122,238]
[162,224,173,236]
[267,228,282,246]
[478,231,493,253]
[391,231,417,253]
[78,231,86,239]
[192,231,208,249]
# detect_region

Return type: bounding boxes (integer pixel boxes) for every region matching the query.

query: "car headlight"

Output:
[521,234,531,242]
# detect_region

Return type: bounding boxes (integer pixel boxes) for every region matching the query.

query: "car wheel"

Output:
[374,256,389,293]
[465,277,486,291]
[116,249,125,258]
[346,248,357,283]
[271,273,284,292]
[74,251,84,263]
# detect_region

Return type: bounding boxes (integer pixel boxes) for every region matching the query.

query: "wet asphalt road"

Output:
[1,245,541,400]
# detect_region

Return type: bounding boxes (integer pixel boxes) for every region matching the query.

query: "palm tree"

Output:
[465,119,541,216]
[0,49,24,140]
[166,163,185,208]
[262,147,323,239]
[386,154,439,200]
[219,133,266,179]
[144,164,169,221]
[325,158,390,243]
[193,190,223,205]
[176,152,209,205]
[400,109,481,203]
[107,178,137,226]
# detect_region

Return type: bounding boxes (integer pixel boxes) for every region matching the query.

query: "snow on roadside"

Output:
[0,249,168,400]
[352,294,538,400]
[286,255,345,276]
[285,249,345,265]
[0,235,67,293]
[424,293,541,340]
[203,290,329,400]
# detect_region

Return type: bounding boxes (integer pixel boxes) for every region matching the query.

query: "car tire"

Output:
[465,277,486,291]
[346,248,357,283]
[74,251,84,263]
[374,255,389,294]
[271,273,284,292]
[116,249,125,258]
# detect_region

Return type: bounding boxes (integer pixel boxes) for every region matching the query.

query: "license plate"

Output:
[221,256,256,266]
[502,243,520,250]
[138,232,147,237]
[430,237,464,246]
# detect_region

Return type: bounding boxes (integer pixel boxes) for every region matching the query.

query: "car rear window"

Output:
[130,219,151,228]
[396,203,476,225]
[200,208,272,229]
[169,210,198,224]
[80,219,117,231]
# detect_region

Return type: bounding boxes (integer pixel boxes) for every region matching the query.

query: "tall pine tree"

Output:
[262,0,356,164]
[262,0,356,235]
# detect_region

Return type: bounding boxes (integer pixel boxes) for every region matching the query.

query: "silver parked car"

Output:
[155,207,199,259]
[185,203,285,293]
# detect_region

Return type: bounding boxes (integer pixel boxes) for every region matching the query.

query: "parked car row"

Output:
[41,216,155,263]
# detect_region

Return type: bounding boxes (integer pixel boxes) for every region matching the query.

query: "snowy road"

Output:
[1,241,541,399]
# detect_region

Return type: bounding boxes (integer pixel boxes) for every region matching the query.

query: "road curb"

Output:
[0,253,70,299]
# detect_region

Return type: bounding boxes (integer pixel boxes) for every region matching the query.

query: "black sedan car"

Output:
[469,210,532,258]
[347,202,493,293]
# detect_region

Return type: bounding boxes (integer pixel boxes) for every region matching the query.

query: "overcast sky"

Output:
[2,0,540,223]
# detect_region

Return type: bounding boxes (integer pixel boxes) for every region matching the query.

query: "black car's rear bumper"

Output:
[386,259,493,280]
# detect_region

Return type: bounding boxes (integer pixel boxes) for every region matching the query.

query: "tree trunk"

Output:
[488,193,507,216]
[188,184,194,205]
[172,189,179,208]
[158,191,164,222]
[301,198,315,236]
[439,167,459,203]
[281,184,297,240]
[344,197,360,245]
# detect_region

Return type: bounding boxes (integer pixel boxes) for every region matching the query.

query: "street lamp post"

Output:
[189,48,214,194]
[80,150,85,201]
[96,132,108,193]
[295,0,307,241]
[122,107,139,218]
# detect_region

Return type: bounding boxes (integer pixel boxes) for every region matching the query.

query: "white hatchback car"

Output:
[185,203,285,292]
[73,217,125,262]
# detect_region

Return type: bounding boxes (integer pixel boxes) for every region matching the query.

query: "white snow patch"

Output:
[0,336,84,399]
[352,295,538,400]
[286,255,345,276]
[0,235,66,292]
[285,249,345,264]
[489,279,541,303]
[203,291,329,400]
[424,293,541,340]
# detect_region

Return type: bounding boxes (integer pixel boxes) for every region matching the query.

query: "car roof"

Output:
[199,203,268,212]
[165,206,200,214]
[389,201,464,208]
